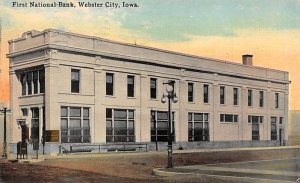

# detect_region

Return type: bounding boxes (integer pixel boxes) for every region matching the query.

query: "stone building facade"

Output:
[8,29,289,154]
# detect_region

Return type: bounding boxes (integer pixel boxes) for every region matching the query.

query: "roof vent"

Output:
[242,54,253,66]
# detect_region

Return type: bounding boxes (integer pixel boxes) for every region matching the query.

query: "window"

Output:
[271,117,277,140]
[233,88,239,106]
[127,75,135,97]
[188,113,209,141]
[188,83,194,102]
[275,93,279,108]
[21,108,28,116]
[248,115,264,124]
[71,69,80,93]
[150,78,157,99]
[248,89,253,107]
[31,108,39,140]
[279,117,283,124]
[39,70,45,93]
[19,68,45,96]
[27,72,32,95]
[61,107,90,143]
[259,91,264,107]
[33,71,39,94]
[106,109,135,142]
[220,114,238,123]
[220,86,225,104]
[20,73,27,95]
[151,110,175,142]
[203,84,209,103]
[106,73,114,96]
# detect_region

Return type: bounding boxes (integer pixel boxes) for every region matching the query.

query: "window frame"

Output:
[188,82,194,102]
[259,90,264,108]
[233,87,239,106]
[203,84,209,103]
[106,73,114,96]
[127,75,135,97]
[248,89,253,107]
[150,78,157,99]
[71,69,80,93]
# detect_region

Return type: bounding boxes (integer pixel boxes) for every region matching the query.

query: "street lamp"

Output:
[0,107,11,159]
[161,80,178,168]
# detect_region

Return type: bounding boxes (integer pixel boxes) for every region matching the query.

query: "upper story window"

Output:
[150,78,157,99]
[71,69,80,93]
[188,83,194,102]
[248,89,253,107]
[203,84,209,103]
[220,114,238,123]
[275,93,279,108]
[279,117,283,124]
[259,91,264,107]
[127,75,135,97]
[106,73,114,96]
[220,86,225,104]
[233,88,239,106]
[19,68,45,96]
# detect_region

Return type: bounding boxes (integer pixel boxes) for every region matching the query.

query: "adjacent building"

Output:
[8,29,289,154]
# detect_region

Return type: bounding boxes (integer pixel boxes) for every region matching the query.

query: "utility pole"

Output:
[1,107,11,159]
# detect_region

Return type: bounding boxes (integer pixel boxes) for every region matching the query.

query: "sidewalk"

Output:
[7,145,299,163]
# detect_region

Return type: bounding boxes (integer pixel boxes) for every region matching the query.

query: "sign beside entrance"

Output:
[46,130,59,142]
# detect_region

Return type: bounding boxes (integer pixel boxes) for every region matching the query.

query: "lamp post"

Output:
[161,81,178,168]
[1,107,11,159]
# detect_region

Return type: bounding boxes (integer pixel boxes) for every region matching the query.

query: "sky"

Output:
[0,0,300,110]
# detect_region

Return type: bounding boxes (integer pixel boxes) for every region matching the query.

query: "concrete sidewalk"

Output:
[7,145,299,163]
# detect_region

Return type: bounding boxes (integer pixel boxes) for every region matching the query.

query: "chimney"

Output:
[242,54,253,66]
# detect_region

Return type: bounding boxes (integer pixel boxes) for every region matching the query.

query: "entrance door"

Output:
[252,116,259,140]
[279,129,283,146]
[21,125,29,143]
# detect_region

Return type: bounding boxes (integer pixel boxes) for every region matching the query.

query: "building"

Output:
[8,29,289,154]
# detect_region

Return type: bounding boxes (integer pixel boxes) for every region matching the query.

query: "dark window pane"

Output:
[27,72,32,95]
[150,78,157,99]
[61,107,68,117]
[203,84,209,103]
[188,83,194,102]
[106,108,112,118]
[248,90,252,106]
[233,88,238,105]
[71,69,80,93]
[33,71,38,94]
[83,108,89,117]
[259,91,264,107]
[70,107,81,117]
[106,73,114,95]
[220,86,225,104]
[127,75,134,97]
[114,109,127,119]
[39,69,45,93]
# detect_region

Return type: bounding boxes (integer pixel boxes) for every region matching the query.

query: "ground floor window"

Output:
[188,113,209,141]
[271,117,277,140]
[151,110,175,142]
[106,108,135,142]
[61,107,90,143]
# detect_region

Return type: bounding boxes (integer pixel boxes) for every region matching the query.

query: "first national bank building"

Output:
[8,29,289,154]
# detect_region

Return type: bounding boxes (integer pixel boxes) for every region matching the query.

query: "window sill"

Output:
[233,105,239,107]
[203,102,210,105]
[188,102,195,104]
[106,95,116,98]
[19,93,44,98]
[219,104,227,106]
[150,98,159,101]
[127,97,136,99]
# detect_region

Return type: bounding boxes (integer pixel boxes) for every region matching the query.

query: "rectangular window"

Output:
[39,69,45,94]
[31,108,39,140]
[150,78,157,99]
[188,113,209,141]
[271,117,277,140]
[188,83,194,102]
[60,107,90,143]
[33,71,39,94]
[259,91,264,107]
[220,114,238,123]
[203,84,209,103]
[248,115,264,124]
[106,108,135,142]
[151,110,175,142]
[279,117,283,124]
[127,75,135,97]
[20,73,27,96]
[248,89,253,107]
[71,69,80,93]
[19,68,45,96]
[220,86,225,104]
[233,88,239,106]
[275,93,279,108]
[27,72,32,95]
[251,116,260,140]
[106,73,114,96]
